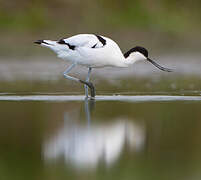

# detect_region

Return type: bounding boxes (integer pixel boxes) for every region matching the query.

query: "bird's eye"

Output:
[57,39,66,44]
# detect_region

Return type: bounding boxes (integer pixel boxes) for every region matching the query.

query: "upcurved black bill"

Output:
[147,58,173,72]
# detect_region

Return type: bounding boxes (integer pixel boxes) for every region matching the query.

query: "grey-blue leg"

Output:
[85,67,92,97]
[63,64,95,98]
[63,63,79,82]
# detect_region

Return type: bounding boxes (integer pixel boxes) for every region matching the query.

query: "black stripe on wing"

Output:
[91,43,97,48]
[95,35,106,46]
[57,39,75,50]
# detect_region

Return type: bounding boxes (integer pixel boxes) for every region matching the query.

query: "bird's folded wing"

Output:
[62,34,106,49]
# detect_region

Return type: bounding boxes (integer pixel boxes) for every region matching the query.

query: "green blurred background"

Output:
[1,0,201,57]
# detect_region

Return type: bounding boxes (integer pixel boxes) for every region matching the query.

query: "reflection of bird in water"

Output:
[34,34,172,98]
[44,119,145,169]
[43,99,145,169]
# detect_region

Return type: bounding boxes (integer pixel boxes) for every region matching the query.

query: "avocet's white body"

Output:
[38,34,146,68]
[35,34,172,98]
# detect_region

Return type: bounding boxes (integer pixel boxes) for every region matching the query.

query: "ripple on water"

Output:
[0,95,200,102]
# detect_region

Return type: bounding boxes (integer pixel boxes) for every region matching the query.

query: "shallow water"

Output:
[0,95,201,180]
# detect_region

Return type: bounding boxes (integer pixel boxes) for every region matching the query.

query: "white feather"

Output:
[62,34,103,48]
[40,34,127,68]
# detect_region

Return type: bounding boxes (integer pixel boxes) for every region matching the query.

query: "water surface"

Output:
[0,96,201,180]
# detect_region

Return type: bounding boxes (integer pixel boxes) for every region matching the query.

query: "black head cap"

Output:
[124,46,148,58]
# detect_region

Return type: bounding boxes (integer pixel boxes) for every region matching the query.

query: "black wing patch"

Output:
[67,43,75,50]
[95,35,106,46]
[57,39,66,45]
[91,43,97,48]
[57,39,75,50]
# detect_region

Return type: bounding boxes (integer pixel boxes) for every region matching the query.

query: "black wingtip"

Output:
[34,40,43,44]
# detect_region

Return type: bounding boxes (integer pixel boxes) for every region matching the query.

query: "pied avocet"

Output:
[34,34,172,98]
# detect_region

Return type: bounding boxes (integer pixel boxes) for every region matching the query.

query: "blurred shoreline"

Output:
[0,55,200,95]
[0,54,201,82]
